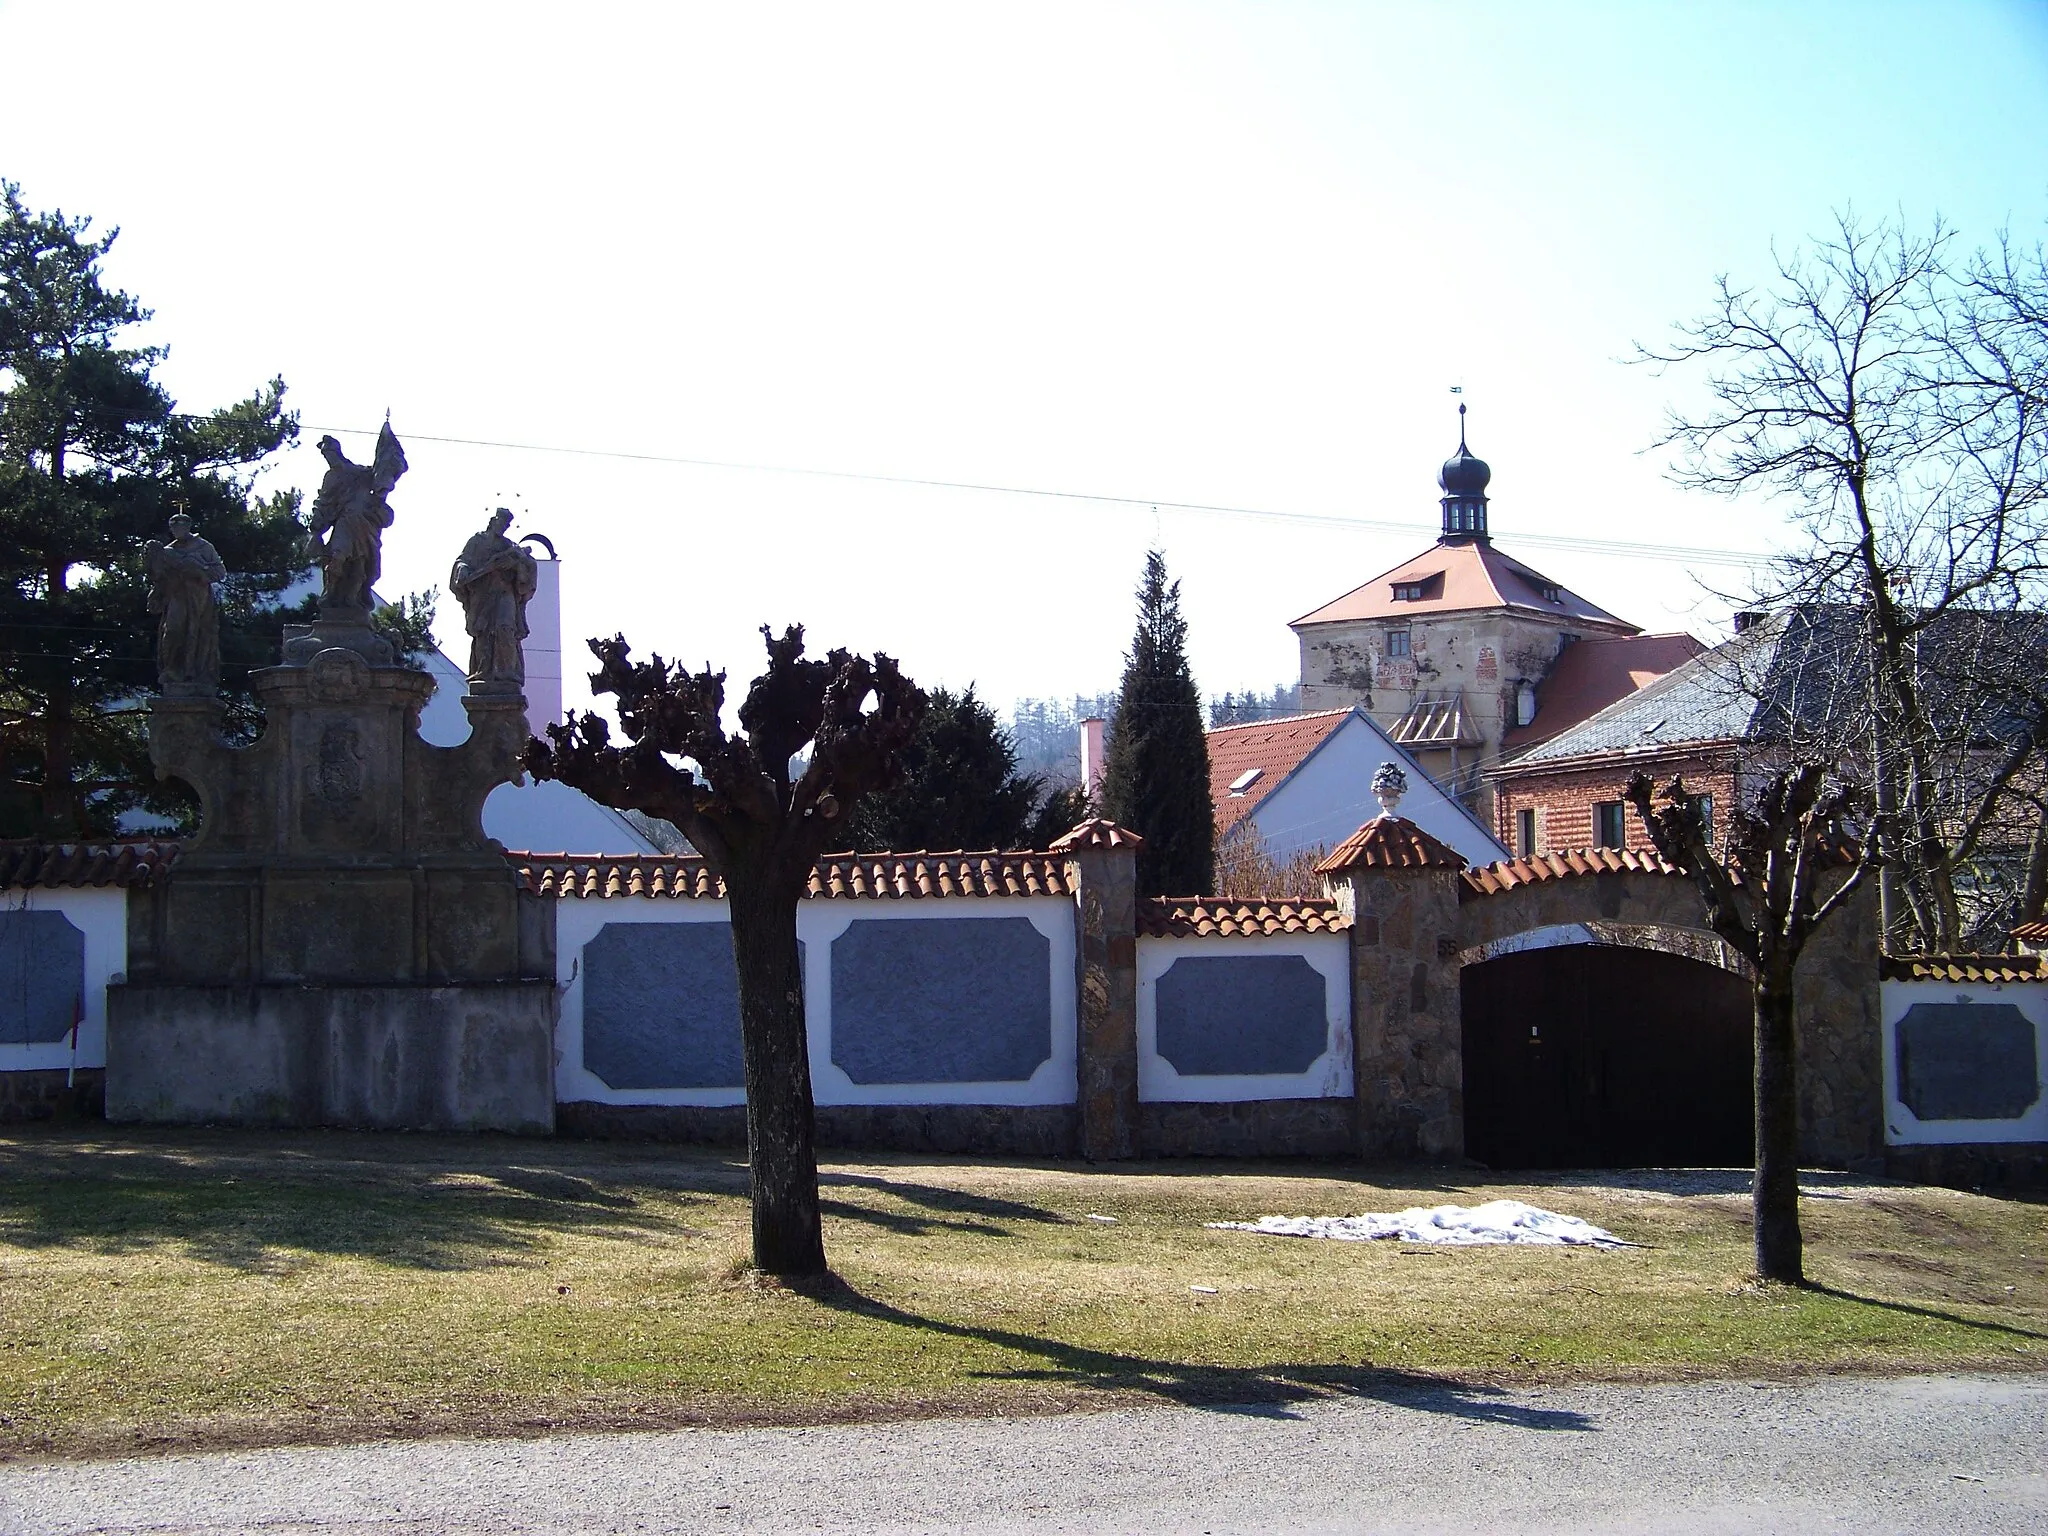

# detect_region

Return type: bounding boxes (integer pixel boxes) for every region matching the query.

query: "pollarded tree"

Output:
[1101,550,1213,896]
[0,179,307,836]
[527,626,925,1277]
[1625,765,1879,1285]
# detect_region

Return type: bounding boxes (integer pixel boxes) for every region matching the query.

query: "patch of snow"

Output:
[1206,1199,1634,1249]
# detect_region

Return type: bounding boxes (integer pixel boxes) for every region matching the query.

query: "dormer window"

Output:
[1388,572,1443,603]
[1226,768,1263,797]
[1540,584,1563,604]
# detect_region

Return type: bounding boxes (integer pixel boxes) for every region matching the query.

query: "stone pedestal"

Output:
[110,623,556,1133]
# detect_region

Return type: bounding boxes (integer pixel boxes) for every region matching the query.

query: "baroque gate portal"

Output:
[1461,943,1752,1168]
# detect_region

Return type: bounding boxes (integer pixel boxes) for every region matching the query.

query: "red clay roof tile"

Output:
[1315,816,1467,874]
[1047,819,1144,852]
[1139,897,1350,938]
[1459,847,1682,896]
[1500,632,1708,754]
[0,840,177,890]
[1205,710,1352,839]
[1880,954,2042,984]
[511,850,1073,901]
[1291,540,1638,631]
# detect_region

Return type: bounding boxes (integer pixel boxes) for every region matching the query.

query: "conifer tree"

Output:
[1101,549,1214,895]
[0,180,306,836]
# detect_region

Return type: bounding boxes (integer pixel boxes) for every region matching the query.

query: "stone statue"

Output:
[144,513,228,696]
[449,507,537,689]
[309,423,407,614]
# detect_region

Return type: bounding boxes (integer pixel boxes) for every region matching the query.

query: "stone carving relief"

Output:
[313,723,366,809]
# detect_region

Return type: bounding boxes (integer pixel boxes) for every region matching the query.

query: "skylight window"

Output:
[1227,768,1264,796]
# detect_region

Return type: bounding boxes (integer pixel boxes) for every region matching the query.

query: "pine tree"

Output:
[1101,549,1214,895]
[0,180,307,836]
[847,685,1044,851]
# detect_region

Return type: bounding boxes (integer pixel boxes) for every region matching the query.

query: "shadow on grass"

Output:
[1804,1282,2048,1343]
[810,1278,1595,1431]
[820,1172,1064,1235]
[0,1134,718,1273]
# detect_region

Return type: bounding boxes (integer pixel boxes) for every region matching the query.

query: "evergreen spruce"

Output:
[1101,549,1214,895]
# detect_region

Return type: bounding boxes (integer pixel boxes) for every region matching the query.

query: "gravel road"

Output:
[3,1373,2043,1535]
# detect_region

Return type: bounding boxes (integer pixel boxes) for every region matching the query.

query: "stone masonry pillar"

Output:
[1318,815,1469,1162]
[1052,819,1143,1161]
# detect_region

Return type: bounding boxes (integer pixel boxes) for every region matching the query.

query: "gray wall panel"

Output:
[1156,954,1328,1077]
[0,909,86,1046]
[1897,1002,2040,1121]
[583,922,747,1090]
[830,917,1051,1085]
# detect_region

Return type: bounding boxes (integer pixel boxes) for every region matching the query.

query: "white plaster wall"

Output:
[1244,715,1507,866]
[0,886,126,1073]
[1137,932,1353,1102]
[1882,977,2048,1147]
[555,896,1079,1108]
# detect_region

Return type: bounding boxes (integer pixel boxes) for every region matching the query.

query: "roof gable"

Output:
[1206,709,1353,839]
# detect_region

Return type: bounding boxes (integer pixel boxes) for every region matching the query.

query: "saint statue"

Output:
[144,513,228,696]
[449,507,538,688]
[310,422,408,614]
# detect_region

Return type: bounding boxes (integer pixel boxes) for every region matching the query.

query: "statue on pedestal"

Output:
[144,513,228,696]
[310,422,407,615]
[450,507,538,691]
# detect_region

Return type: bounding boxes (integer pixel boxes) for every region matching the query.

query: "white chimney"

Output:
[1079,716,1106,800]
[520,535,562,739]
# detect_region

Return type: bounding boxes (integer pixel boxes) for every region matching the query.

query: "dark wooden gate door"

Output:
[1461,944,1753,1168]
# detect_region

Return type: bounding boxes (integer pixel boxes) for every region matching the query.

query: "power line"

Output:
[304,424,1769,570]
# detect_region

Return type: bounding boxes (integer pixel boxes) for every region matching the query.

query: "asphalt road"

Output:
[3,1373,2044,1535]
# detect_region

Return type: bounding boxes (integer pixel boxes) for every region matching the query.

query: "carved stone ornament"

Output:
[308,646,371,703]
[1371,760,1409,818]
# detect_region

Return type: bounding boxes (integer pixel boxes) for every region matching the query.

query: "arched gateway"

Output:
[1453,849,1883,1169]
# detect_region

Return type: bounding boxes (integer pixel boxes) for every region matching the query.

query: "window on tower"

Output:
[1386,628,1411,659]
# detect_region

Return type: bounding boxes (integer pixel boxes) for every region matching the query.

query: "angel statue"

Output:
[309,422,408,614]
[144,512,228,696]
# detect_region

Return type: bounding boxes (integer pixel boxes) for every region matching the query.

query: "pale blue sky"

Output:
[2,1,2043,712]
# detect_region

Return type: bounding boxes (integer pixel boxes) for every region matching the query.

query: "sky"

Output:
[2,1,2044,718]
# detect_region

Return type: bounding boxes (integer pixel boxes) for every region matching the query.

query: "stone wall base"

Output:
[1885,1142,2048,1191]
[557,1102,1079,1156]
[0,1068,106,1124]
[1139,1098,1356,1158]
[105,982,556,1133]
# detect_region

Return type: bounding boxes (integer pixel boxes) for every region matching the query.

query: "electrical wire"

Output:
[303,424,1770,570]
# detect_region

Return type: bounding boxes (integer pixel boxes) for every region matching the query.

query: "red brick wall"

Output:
[1492,754,1736,858]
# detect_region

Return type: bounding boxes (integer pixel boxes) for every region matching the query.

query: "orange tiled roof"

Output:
[1139,897,1350,938]
[1291,539,1638,632]
[0,840,177,890]
[1206,710,1352,839]
[512,850,1073,901]
[1316,816,1467,874]
[1880,954,2043,984]
[1047,818,1144,852]
[1460,847,1683,896]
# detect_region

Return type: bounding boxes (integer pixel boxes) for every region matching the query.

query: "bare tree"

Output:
[1643,213,2048,952]
[527,627,925,1277]
[1626,767,1878,1284]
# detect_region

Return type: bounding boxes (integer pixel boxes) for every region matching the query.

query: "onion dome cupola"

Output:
[1438,402,1492,543]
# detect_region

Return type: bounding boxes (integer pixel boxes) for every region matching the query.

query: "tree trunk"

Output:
[725,867,827,1277]
[1753,963,1804,1284]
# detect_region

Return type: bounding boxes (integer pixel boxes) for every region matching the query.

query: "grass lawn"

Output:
[0,1127,2042,1460]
